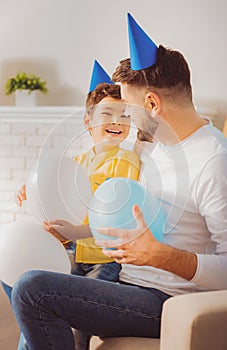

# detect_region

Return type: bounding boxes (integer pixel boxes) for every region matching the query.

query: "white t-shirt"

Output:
[120,124,227,296]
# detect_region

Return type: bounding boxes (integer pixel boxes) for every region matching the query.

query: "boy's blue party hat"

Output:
[127,13,158,70]
[89,60,113,92]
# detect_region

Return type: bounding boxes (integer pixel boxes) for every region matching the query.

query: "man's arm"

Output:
[189,153,227,289]
[145,240,197,281]
[97,204,197,281]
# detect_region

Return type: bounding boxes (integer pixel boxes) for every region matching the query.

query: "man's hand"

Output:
[97,204,197,281]
[16,184,26,206]
[97,204,162,266]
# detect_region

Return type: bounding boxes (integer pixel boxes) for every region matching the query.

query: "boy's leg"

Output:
[74,262,122,349]
[65,241,78,275]
[82,262,121,282]
[17,333,28,350]
[1,281,12,303]
[12,270,171,350]
[65,242,89,349]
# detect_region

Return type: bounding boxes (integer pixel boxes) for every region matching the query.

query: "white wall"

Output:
[0,106,138,225]
[0,107,90,225]
[0,0,226,128]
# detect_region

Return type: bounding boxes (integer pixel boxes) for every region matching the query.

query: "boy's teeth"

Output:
[106,129,121,134]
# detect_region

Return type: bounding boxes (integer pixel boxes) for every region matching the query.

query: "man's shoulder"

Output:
[181,125,227,165]
[197,125,227,153]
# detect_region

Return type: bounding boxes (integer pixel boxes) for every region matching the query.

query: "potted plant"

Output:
[5,72,48,106]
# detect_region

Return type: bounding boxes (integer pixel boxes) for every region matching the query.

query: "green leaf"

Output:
[4,71,49,95]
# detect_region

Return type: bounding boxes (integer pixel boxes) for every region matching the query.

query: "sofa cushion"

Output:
[90,336,160,350]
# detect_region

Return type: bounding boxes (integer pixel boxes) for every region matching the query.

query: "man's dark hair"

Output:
[112,45,192,103]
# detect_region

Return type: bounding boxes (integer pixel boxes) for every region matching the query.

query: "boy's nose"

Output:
[111,115,121,124]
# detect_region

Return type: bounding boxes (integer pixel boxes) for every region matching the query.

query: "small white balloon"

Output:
[0,221,71,287]
[26,153,92,225]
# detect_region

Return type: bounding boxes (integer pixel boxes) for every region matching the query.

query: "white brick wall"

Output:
[1,106,217,226]
[0,107,89,225]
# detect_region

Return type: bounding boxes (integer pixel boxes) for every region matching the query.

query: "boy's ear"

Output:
[144,92,161,114]
[84,113,91,129]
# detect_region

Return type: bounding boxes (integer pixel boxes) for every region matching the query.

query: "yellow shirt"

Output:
[75,146,140,264]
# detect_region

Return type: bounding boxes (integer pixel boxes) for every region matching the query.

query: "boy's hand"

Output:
[43,221,69,243]
[43,220,76,242]
[43,220,92,241]
[16,184,27,206]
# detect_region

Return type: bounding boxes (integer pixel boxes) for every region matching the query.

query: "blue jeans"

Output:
[11,270,171,350]
[73,261,121,281]
[66,242,121,349]
[1,243,121,350]
[65,241,121,281]
[1,281,12,303]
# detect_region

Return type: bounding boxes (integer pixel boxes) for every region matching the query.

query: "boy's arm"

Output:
[43,220,92,242]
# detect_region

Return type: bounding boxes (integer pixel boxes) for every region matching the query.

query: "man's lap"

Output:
[12,270,171,339]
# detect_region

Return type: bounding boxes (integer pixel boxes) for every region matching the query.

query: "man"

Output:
[11,14,227,350]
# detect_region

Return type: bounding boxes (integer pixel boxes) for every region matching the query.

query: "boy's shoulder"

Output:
[117,148,140,164]
[74,149,93,162]
[75,147,140,167]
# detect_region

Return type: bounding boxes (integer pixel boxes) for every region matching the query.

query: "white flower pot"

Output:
[15,90,37,107]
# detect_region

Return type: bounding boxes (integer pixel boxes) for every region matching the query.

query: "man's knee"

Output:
[12,270,49,307]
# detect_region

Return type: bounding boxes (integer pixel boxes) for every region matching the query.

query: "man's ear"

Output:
[144,92,161,114]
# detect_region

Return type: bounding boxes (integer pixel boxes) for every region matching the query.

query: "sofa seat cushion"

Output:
[90,336,160,350]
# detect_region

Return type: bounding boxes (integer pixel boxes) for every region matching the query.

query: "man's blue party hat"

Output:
[127,13,158,70]
[89,60,113,93]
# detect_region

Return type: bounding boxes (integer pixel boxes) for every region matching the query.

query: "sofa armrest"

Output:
[0,284,20,349]
[160,290,227,350]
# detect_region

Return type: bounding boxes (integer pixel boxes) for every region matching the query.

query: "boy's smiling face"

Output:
[85,96,131,148]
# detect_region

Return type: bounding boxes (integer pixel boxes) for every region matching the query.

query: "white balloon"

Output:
[26,168,45,222]
[0,221,71,287]
[26,153,92,225]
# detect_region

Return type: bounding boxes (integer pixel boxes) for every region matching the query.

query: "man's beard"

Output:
[136,113,159,143]
[137,129,154,142]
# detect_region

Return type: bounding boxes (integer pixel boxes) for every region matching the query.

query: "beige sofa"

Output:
[90,290,227,350]
[1,284,227,350]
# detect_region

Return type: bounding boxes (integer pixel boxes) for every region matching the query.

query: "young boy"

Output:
[8,61,140,350]
[45,81,140,282]
[44,60,140,282]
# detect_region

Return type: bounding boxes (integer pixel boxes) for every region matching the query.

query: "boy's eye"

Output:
[121,114,131,119]
[101,112,112,117]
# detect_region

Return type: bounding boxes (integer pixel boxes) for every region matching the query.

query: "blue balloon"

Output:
[88,178,165,243]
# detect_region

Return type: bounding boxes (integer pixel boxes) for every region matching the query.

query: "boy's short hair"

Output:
[86,83,121,114]
[112,45,192,103]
